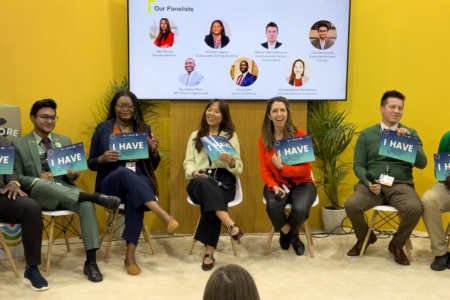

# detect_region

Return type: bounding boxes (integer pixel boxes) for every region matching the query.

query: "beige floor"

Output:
[1,230,449,300]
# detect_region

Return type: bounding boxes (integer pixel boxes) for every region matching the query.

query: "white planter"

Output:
[322,206,346,234]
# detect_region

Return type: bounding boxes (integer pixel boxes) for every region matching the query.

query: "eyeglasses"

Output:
[319,30,328,33]
[116,104,135,110]
[37,114,58,122]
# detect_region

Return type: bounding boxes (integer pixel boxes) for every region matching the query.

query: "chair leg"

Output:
[230,234,238,257]
[303,220,314,258]
[264,226,275,256]
[46,216,55,273]
[445,221,450,247]
[61,216,71,253]
[397,213,413,262]
[0,229,20,278]
[142,228,149,243]
[100,210,114,245]
[73,214,82,239]
[21,255,25,262]
[359,210,378,258]
[104,209,119,259]
[142,221,156,255]
[188,215,201,255]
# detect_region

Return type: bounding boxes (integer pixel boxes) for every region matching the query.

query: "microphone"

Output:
[365,173,384,196]
[206,174,228,190]
[42,161,51,173]
[274,191,283,201]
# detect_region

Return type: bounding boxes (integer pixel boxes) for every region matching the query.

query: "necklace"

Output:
[116,120,133,133]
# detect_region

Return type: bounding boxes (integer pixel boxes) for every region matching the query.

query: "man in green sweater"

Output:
[345,90,427,265]
[421,132,450,271]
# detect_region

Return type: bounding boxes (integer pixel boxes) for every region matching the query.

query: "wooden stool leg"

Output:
[21,255,25,262]
[61,216,71,253]
[359,211,378,258]
[264,226,275,256]
[104,209,119,259]
[0,229,20,278]
[303,220,314,258]
[142,228,149,243]
[142,221,156,255]
[46,216,55,273]
[228,210,241,244]
[73,215,82,239]
[100,210,114,245]
[445,221,450,247]
[230,234,238,257]
[188,215,201,255]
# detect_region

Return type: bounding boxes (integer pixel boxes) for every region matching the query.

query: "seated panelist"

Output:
[88,91,179,276]
[344,90,426,265]
[0,136,48,291]
[13,99,121,283]
[183,99,243,271]
[421,131,450,271]
[259,97,317,256]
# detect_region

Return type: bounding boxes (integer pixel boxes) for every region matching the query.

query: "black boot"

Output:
[279,231,291,250]
[290,232,305,256]
[430,252,450,271]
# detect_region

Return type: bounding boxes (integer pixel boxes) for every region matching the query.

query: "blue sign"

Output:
[0,146,15,175]
[109,132,149,160]
[434,153,450,181]
[274,135,315,165]
[201,135,239,161]
[378,129,419,164]
[47,142,88,176]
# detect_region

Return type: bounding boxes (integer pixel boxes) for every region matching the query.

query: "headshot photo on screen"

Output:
[231,58,258,87]
[178,58,204,86]
[204,20,231,49]
[150,18,178,48]
[261,22,282,49]
[309,20,336,50]
[284,58,311,87]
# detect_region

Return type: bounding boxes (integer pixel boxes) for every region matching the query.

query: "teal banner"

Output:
[109,132,149,160]
[434,153,450,181]
[46,142,87,176]
[201,135,238,161]
[274,135,315,165]
[378,129,419,164]
[0,145,15,175]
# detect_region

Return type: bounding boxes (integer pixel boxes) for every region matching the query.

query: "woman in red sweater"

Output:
[154,18,174,48]
[259,97,317,256]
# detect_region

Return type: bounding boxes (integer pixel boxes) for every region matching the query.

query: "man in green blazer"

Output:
[12,99,121,283]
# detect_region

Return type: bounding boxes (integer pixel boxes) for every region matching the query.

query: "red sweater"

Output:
[259,128,314,190]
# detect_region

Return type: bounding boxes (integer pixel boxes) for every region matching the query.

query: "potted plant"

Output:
[308,102,358,234]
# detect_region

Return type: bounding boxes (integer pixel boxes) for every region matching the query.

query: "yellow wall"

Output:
[2,0,450,234]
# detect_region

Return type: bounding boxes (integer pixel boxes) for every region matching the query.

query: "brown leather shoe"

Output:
[347,231,377,256]
[202,254,215,271]
[388,242,410,265]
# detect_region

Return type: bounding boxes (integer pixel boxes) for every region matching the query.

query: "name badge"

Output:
[282,184,291,194]
[126,162,136,172]
[379,174,394,186]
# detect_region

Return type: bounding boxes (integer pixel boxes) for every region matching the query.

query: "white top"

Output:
[267,41,276,50]
[320,40,325,50]
[380,121,399,131]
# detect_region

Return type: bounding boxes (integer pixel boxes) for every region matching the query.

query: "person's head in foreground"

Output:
[203,264,260,300]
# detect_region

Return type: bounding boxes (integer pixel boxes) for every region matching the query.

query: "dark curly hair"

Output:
[30,99,57,116]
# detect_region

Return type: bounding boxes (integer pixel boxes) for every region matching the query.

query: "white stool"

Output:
[100,203,156,258]
[359,205,413,262]
[0,223,20,278]
[42,210,82,273]
[263,196,319,257]
[187,175,243,257]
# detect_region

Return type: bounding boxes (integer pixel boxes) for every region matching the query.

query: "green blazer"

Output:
[12,131,78,190]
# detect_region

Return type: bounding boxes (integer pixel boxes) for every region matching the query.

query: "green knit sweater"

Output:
[353,123,427,186]
[438,131,450,154]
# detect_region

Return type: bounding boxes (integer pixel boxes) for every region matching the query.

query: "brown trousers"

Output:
[421,182,450,256]
[345,181,423,249]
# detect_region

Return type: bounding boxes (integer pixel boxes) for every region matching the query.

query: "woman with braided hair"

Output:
[88,90,178,275]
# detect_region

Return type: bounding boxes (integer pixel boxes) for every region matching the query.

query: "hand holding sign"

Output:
[110,132,149,160]
[271,151,283,169]
[100,150,121,164]
[395,127,410,136]
[147,133,159,153]
[219,153,234,166]
[273,135,315,165]
[67,168,80,179]
[46,142,88,176]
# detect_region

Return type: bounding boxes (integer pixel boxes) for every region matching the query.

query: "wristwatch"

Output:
[10,181,21,188]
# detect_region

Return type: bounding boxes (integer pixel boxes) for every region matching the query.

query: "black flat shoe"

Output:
[83,262,103,282]
[202,254,215,271]
[279,231,291,250]
[290,233,305,256]
[431,252,449,271]
[98,194,121,210]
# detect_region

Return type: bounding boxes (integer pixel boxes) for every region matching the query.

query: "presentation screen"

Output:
[128,0,351,100]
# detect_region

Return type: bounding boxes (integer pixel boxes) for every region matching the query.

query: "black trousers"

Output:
[264,182,317,234]
[0,195,43,266]
[187,169,236,249]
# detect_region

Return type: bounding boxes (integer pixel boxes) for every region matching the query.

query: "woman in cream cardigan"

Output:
[183,99,243,271]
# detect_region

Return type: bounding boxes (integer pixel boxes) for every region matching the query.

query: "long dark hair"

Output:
[203,264,260,300]
[157,18,172,46]
[107,91,160,196]
[194,99,235,153]
[209,20,227,37]
[261,97,296,151]
[288,59,305,86]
